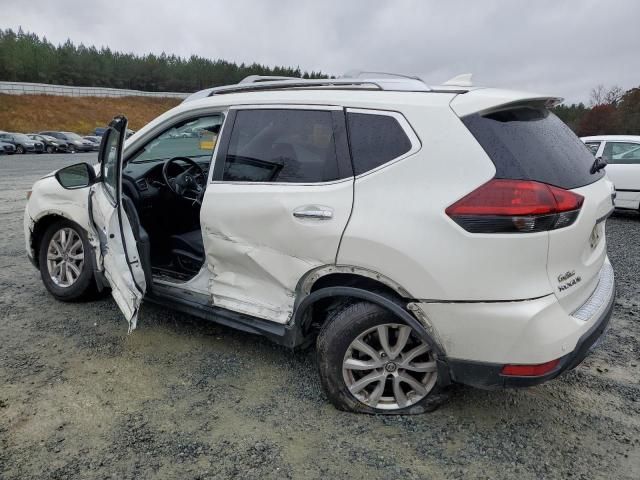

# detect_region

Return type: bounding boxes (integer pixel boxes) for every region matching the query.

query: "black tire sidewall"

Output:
[38,219,95,301]
[317,302,447,414]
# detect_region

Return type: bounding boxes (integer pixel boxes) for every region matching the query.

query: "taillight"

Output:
[445,179,583,233]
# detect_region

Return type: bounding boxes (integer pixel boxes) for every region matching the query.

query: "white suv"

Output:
[582,135,640,211]
[24,74,616,414]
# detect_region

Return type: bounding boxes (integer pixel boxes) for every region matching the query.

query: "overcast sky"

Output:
[2,0,638,104]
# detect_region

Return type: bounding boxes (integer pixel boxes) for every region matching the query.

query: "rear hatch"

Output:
[453,93,614,313]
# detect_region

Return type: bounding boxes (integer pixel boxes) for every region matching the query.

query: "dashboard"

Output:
[121,158,211,207]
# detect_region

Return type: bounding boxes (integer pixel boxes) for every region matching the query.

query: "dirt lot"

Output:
[1,153,639,479]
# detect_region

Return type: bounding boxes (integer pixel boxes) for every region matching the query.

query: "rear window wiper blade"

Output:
[590,157,607,174]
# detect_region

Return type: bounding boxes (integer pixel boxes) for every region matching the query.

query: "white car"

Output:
[24,74,616,414]
[582,135,640,211]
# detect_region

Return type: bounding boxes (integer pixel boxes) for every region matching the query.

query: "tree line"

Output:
[553,84,640,136]
[0,28,326,93]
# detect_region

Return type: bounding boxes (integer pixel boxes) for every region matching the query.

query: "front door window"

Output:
[603,142,640,164]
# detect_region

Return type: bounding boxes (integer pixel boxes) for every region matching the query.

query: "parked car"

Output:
[582,135,640,212]
[94,127,134,138]
[24,75,615,414]
[27,134,69,154]
[0,132,44,154]
[0,140,16,155]
[83,136,102,151]
[38,131,95,153]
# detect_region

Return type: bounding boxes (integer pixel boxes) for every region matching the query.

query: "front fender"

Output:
[25,175,100,268]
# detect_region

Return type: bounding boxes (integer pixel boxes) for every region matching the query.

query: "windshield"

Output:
[62,132,83,141]
[131,115,223,164]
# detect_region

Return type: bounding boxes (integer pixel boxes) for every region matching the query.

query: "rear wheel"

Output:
[38,219,95,301]
[317,302,447,414]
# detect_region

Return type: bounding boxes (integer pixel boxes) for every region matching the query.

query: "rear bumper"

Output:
[445,283,614,388]
[417,259,616,389]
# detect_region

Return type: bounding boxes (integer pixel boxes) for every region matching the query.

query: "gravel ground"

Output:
[1,153,639,479]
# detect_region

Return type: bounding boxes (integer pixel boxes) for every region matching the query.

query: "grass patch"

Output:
[0,94,181,134]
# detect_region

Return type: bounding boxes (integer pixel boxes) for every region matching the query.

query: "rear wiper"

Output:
[590,156,607,174]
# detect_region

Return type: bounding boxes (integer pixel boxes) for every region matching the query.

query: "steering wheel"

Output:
[162,157,206,204]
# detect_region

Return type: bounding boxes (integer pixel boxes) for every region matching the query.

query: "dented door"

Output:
[90,116,147,331]
[201,106,354,323]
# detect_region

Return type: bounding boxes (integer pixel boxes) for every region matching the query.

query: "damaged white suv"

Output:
[24,74,616,414]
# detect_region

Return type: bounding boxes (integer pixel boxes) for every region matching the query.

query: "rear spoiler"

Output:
[450,88,563,117]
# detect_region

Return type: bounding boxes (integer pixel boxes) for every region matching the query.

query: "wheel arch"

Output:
[29,209,97,270]
[291,266,446,358]
[30,212,72,269]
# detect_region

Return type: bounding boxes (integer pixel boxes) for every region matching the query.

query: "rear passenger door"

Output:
[201,106,353,323]
[602,141,640,209]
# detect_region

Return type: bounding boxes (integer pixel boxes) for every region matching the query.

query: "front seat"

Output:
[169,230,205,274]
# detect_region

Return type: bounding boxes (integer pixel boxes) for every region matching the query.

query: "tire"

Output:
[38,219,95,301]
[317,302,448,414]
[46,145,54,153]
[16,145,25,154]
[69,145,76,153]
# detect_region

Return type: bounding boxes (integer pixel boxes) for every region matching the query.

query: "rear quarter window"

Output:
[347,112,413,175]
[462,107,604,189]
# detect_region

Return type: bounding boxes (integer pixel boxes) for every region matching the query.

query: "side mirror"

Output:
[55,162,96,189]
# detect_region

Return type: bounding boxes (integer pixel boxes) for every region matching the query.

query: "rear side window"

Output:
[223,109,340,183]
[603,142,640,165]
[463,107,604,189]
[347,112,412,175]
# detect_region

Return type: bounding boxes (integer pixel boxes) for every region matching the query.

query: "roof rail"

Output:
[181,72,444,103]
[206,78,385,96]
[239,75,301,84]
[342,70,422,81]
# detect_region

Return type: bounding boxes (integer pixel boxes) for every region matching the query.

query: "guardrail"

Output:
[0,81,189,99]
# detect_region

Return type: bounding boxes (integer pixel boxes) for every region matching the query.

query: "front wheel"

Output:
[16,145,25,154]
[38,219,95,301]
[46,145,54,153]
[317,302,447,414]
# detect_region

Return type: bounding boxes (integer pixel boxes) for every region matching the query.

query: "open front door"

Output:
[90,116,146,331]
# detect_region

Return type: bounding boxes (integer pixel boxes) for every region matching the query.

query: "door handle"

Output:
[293,205,334,220]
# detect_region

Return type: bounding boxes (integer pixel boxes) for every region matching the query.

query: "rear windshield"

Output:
[462,106,604,189]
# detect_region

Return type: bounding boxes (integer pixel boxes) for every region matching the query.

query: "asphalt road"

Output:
[1,153,639,479]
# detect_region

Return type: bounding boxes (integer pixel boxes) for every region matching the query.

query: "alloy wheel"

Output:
[46,227,84,288]
[342,323,437,410]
